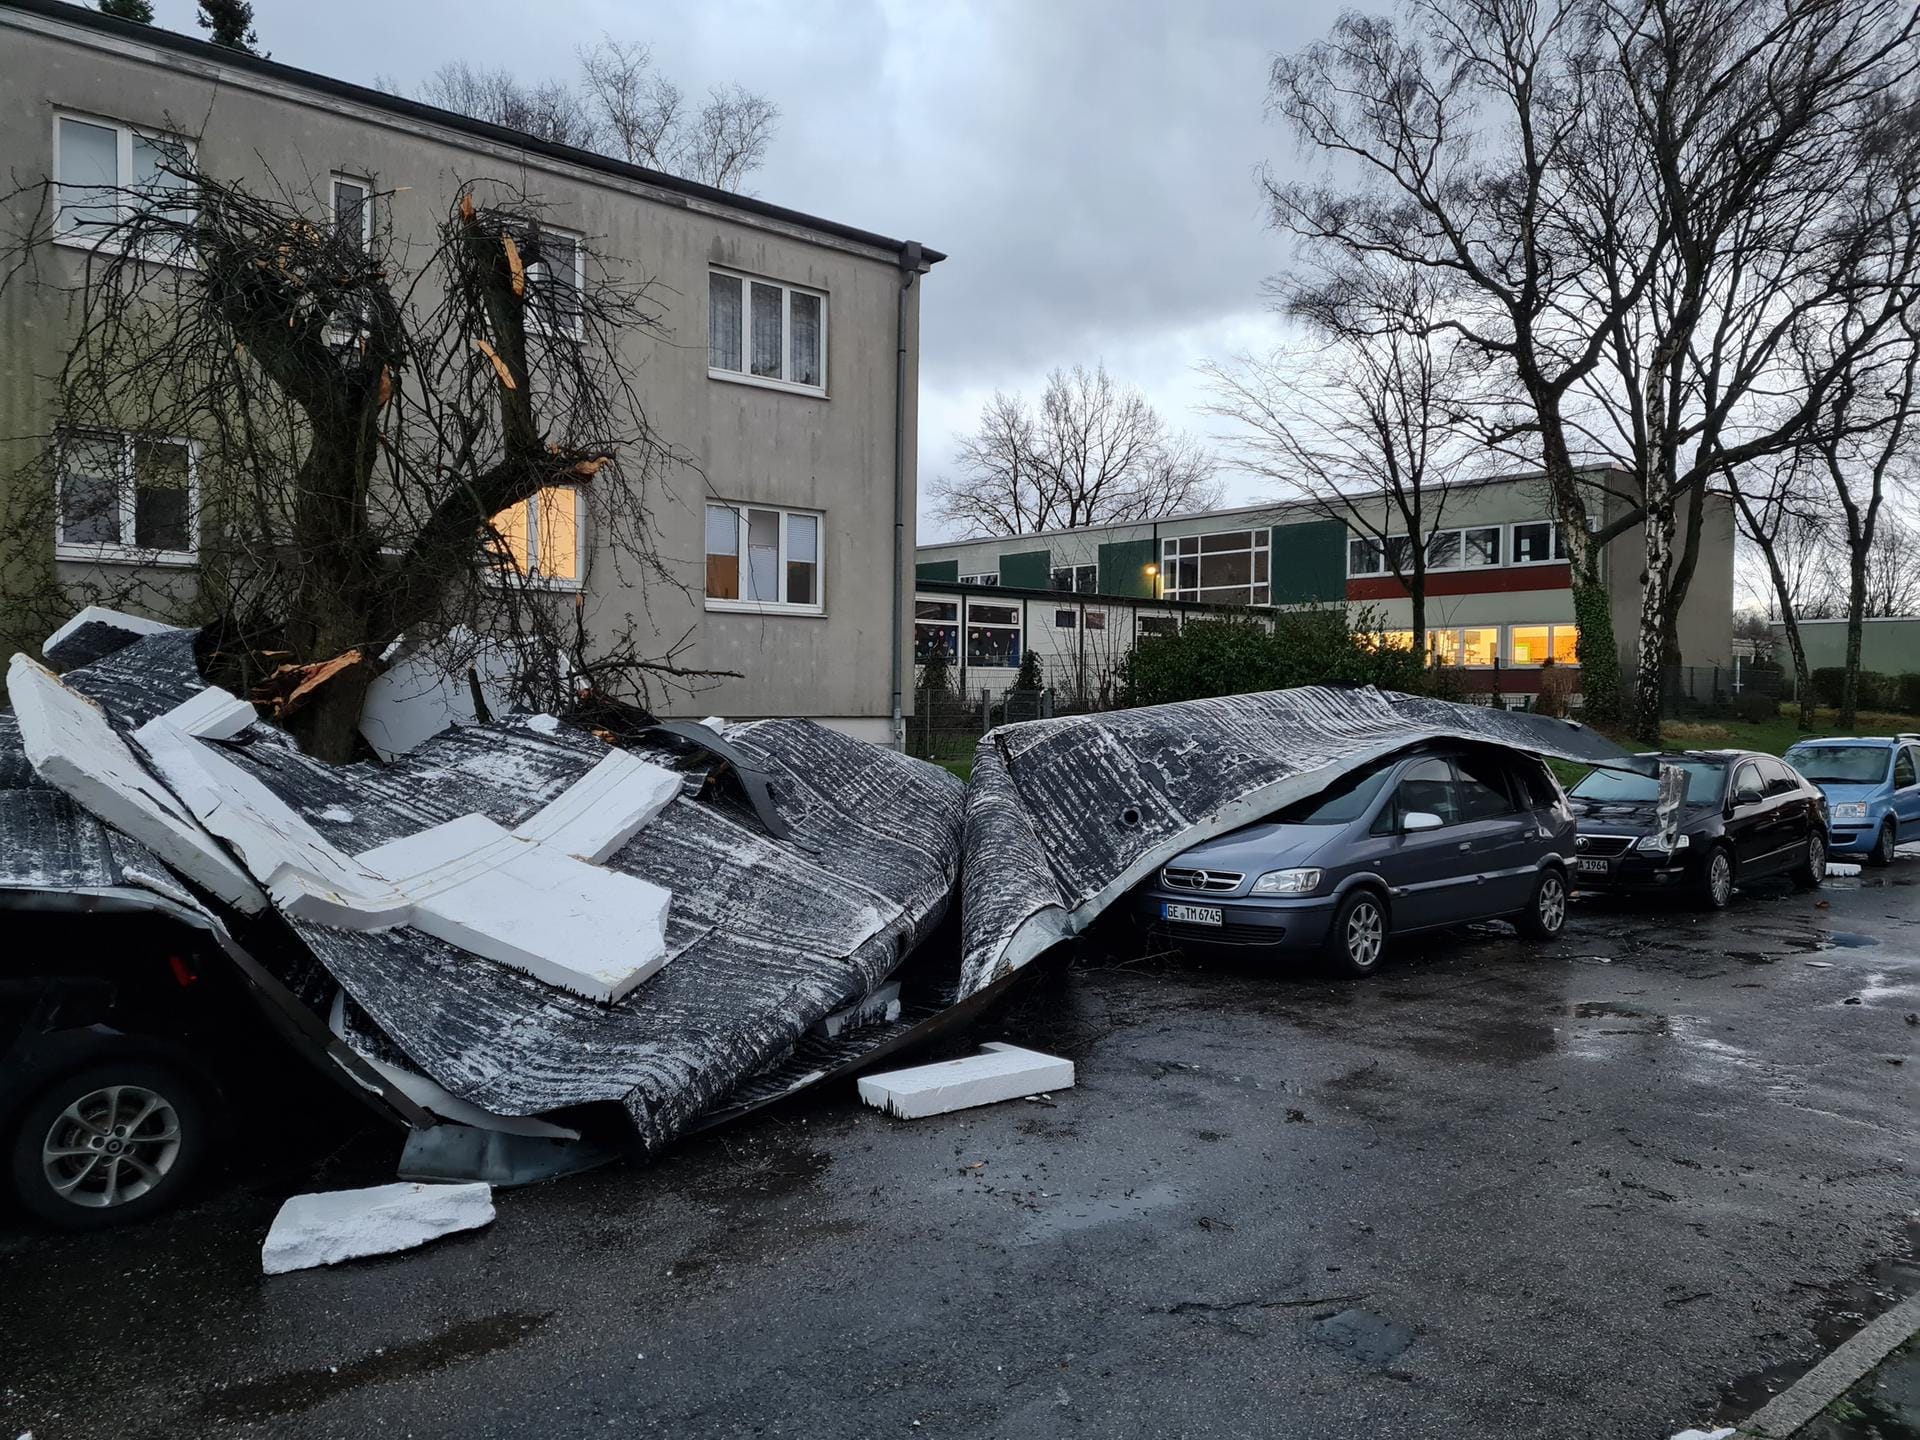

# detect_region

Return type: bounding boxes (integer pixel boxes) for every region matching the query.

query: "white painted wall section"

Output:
[856,1043,1074,1119]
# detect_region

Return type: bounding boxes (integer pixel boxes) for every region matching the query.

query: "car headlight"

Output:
[1251,868,1322,895]
[1831,802,1869,821]
[1635,833,1692,852]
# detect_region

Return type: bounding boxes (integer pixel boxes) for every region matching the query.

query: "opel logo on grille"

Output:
[1194,870,1214,886]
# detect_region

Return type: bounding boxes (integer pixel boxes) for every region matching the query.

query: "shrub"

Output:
[1730,689,1780,723]
[1899,673,1920,714]
[1012,648,1044,692]
[1119,607,1434,708]
[1810,665,1891,711]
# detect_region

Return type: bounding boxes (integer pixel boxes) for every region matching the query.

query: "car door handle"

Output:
[1458,841,1472,851]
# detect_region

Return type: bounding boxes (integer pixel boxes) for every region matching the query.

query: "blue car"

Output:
[1780,735,1920,866]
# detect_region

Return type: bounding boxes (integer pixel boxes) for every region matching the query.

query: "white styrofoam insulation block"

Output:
[357,632,518,761]
[812,982,902,1040]
[856,1042,1074,1119]
[261,1181,494,1275]
[155,685,257,741]
[1826,862,1862,877]
[41,604,176,657]
[6,656,266,911]
[356,812,671,1004]
[509,749,681,863]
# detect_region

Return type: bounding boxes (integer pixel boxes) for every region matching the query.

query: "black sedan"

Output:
[1566,750,1828,909]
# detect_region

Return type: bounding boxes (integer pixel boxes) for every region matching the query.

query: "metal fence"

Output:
[1658,662,1783,720]
[907,685,1057,771]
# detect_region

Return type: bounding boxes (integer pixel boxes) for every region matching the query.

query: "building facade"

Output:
[916,470,1737,706]
[0,0,939,743]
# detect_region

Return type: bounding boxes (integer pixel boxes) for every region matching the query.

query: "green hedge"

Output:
[1119,608,1440,708]
[1809,666,1920,714]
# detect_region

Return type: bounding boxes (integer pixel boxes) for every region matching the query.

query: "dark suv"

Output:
[1136,743,1575,976]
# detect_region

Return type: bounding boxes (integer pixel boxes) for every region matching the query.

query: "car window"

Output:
[1759,758,1800,797]
[1899,749,1917,788]
[1273,763,1395,826]
[1513,756,1560,810]
[1571,759,1725,804]
[1785,745,1890,785]
[1731,762,1765,805]
[1384,757,1457,829]
[1452,754,1518,820]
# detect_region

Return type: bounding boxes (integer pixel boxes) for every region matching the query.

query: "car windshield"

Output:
[1783,746,1888,784]
[1272,763,1394,825]
[1570,759,1726,804]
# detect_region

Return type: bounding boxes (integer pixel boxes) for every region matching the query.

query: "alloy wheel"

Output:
[1709,850,1733,907]
[1346,900,1384,970]
[40,1084,183,1210]
[1537,874,1566,933]
[1809,832,1827,882]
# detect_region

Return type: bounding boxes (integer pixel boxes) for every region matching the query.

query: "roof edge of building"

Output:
[3,0,944,266]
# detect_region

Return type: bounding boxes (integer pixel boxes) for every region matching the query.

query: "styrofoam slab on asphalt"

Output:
[857,1042,1073,1119]
[261,1181,494,1275]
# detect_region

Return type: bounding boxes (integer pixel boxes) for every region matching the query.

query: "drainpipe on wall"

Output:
[890,241,924,751]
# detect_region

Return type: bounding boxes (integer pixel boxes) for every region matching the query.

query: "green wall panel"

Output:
[998,549,1051,590]
[1269,520,1347,604]
[1098,539,1156,598]
[916,559,959,583]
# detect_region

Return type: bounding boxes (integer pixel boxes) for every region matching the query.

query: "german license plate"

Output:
[1163,902,1223,926]
[1575,857,1610,876]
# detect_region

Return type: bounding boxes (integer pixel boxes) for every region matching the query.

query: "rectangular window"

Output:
[527,230,584,340]
[1085,609,1106,631]
[1508,622,1579,665]
[965,601,1021,668]
[1464,526,1501,566]
[1427,628,1462,666]
[489,485,581,585]
[56,430,196,563]
[704,502,824,612]
[1050,563,1097,593]
[1054,608,1077,630]
[1161,529,1270,604]
[1512,521,1567,565]
[55,113,195,251]
[1139,616,1178,637]
[958,571,999,587]
[331,175,371,248]
[709,268,827,395]
[1461,626,1500,667]
[914,599,958,663]
[1426,530,1461,570]
[1349,536,1385,577]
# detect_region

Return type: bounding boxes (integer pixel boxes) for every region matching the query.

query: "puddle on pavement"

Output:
[1019,1180,1183,1243]
[1308,1307,1415,1367]
[1718,1217,1920,1426]
[199,1310,554,1424]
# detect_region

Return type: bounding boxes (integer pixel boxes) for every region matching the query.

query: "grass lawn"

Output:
[1652,705,1918,756]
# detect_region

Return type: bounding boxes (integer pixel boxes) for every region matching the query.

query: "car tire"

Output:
[1792,829,1828,890]
[1696,845,1736,911]
[1516,868,1568,941]
[1323,889,1389,978]
[7,1058,209,1231]
[1868,820,1896,868]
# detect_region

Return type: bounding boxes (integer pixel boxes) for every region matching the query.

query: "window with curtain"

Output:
[704,503,825,612]
[708,268,828,393]
[488,486,582,584]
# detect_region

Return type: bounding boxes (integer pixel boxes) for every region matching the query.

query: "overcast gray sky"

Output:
[152,0,1341,538]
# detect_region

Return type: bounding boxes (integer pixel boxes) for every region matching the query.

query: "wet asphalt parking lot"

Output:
[3,868,1917,1440]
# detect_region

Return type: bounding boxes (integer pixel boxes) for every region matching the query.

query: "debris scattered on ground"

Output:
[1827,862,1863,877]
[1807,961,1837,967]
[261,1181,495,1274]
[1669,1427,1734,1439]
[858,1043,1075,1119]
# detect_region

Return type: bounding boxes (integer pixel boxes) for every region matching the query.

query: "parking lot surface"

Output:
[3,871,1917,1439]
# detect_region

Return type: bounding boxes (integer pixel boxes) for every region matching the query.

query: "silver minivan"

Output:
[1135,743,1576,976]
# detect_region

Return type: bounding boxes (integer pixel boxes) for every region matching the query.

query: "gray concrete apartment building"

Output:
[916,468,1737,706]
[0,0,939,744]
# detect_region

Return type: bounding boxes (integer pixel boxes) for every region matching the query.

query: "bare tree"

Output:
[418,40,779,194]
[1,151,724,761]
[1729,458,1833,727]
[1205,262,1483,655]
[932,366,1220,538]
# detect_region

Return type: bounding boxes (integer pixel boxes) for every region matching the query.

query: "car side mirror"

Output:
[1402,811,1444,833]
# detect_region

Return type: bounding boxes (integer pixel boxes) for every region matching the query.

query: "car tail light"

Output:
[167,953,199,988]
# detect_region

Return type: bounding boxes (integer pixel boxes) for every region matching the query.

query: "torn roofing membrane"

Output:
[958,687,1629,995]
[3,623,966,1157]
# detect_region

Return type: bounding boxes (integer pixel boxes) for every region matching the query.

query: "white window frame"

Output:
[704,502,826,615]
[54,428,199,567]
[526,228,587,342]
[52,110,196,261]
[1510,520,1569,567]
[1423,524,1504,572]
[489,485,586,592]
[708,267,828,398]
[1345,532,1417,579]
[1050,562,1097,594]
[1160,529,1272,605]
[1505,621,1580,665]
[958,571,1000,587]
[963,598,1022,668]
[329,173,373,248]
